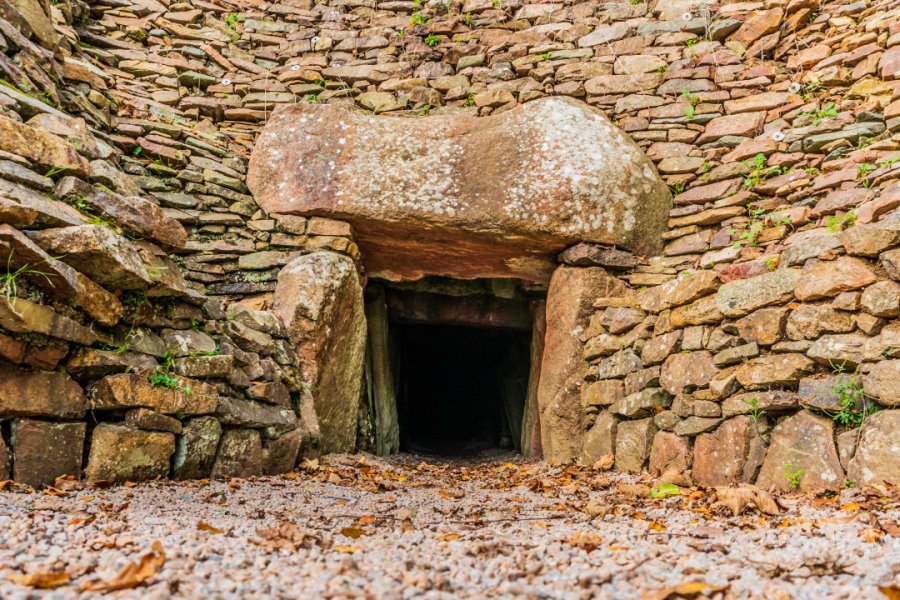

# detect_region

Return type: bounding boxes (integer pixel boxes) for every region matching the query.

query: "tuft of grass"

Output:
[0,251,56,309]
[783,462,804,490]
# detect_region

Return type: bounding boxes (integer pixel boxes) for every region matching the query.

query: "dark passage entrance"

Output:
[393,323,531,456]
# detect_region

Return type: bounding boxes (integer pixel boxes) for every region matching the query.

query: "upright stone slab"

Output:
[85,424,175,483]
[756,411,844,492]
[847,410,900,486]
[248,98,670,282]
[692,416,767,487]
[11,419,86,487]
[171,416,222,480]
[273,252,366,454]
[212,429,262,478]
[538,266,630,463]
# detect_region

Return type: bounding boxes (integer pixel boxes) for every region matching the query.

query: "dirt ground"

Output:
[0,453,898,599]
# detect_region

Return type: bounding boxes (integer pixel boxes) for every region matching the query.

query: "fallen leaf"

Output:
[645,581,728,600]
[861,527,884,543]
[713,486,780,516]
[198,521,223,534]
[880,585,900,599]
[81,541,165,592]
[567,530,603,552]
[334,546,359,553]
[591,453,614,470]
[340,526,364,539]
[358,515,376,525]
[651,483,682,499]
[648,521,667,532]
[7,571,70,589]
[437,533,461,542]
[584,499,610,520]
[619,483,651,499]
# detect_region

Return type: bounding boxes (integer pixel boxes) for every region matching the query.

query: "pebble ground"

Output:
[0,453,897,599]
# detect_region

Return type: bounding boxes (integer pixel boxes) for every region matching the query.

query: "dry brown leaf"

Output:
[880,585,900,599]
[437,533,461,542]
[7,571,70,589]
[713,486,780,516]
[567,530,603,552]
[645,581,727,600]
[659,468,691,486]
[584,499,610,520]
[359,515,376,525]
[340,526,364,539]
[197,521,223,534]
[334,545,359,553]
[81,541,165,592]
[591,453,614,471]
[618,483,651,499]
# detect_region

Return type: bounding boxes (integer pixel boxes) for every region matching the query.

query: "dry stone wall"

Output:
[0,0,897,489]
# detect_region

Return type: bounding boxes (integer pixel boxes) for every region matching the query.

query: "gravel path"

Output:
[0,454,897,599]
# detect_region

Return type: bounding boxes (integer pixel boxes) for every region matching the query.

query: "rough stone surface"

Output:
[0,366,86,418]
[539,266,629,463]
[659,351,718,395]
[692,416,766,487]
[89,371,218,415]
[248,98,670,282]
[614,417,656,473]
[863,360,900,407]
[211,429,263,478]
[273,252,366,454]
[847,410,900,486]
[648,431,691,478]
[171,417,222,480]
[11,419,86,487]
[756,411,844,492]
[84,424,175,483]
[578,410,616,466]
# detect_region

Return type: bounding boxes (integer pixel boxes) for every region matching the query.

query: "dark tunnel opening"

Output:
[392,323,531,457]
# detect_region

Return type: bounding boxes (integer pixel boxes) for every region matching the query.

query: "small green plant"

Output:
[877,156,900,169]
[223,12,243,30]
[743,396,768,435]
[856,162,875,180]
[824,211,856,233]
[44,167,64,178]
[685,38,698,47]
[0,252,56,309]
[419,104,431,116]
[783,462,804,490]
[826,362,877,428]
[540,52,551,61]
[147,346,193,395]
[145,264,167,280]
[682,88,699,120]
[463,93,476,107]
[796,102,838,126]
[731,206,791,248]
[424,34,440,47]
[464,12,473,25]
[132,146,143,157]
[672,181,685,194]
[742,153,778,190]
[304,93,320,103]
[410,11,428,25]
[656,65,668,75]
[629,0,640,4]
[764,256,779,271]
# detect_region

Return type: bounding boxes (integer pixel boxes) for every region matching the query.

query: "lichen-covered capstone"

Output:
[248,98,670,282]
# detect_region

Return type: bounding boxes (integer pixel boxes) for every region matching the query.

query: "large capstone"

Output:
[248,98,670,283]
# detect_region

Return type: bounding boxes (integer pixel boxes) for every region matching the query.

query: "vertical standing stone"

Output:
[0,432,8,480]
[211,429,262,478]
[85,424,175,483]
[171,416,222,480]
[538,266,630,463]
[615,417,657,473]
[274,252,367,454]
[11,419,86,487]
[692,416,767,487]
[579,410,617,465]
[262,428,304,475]
[648,431,691,478]
[521,299,546,458]
[364,287,399,456]
[756,411,844,492]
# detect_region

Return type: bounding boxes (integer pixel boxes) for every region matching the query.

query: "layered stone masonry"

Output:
[0,0,897,488]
